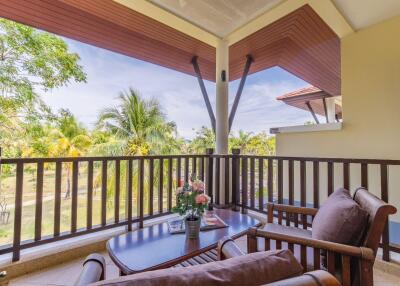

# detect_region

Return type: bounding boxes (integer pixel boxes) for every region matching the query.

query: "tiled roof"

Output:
[276,86,322,100]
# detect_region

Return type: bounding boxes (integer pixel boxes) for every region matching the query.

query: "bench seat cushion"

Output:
[91,249,303,286]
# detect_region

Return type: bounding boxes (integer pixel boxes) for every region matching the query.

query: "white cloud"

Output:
[41,38,319,139]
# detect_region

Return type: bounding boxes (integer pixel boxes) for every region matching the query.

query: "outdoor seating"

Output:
[74,237,341,286]
[247,188,397,286]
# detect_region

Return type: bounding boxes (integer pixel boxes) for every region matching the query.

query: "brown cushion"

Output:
[312,188,369,245]
[92,249,303,286]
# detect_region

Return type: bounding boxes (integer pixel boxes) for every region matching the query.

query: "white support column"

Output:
[215,39,229,206]
[216,39,229,154]
[326,97,336,123]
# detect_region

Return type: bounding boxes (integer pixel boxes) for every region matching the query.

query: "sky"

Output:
[41,37,316,139]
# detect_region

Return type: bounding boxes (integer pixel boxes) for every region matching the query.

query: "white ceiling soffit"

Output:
[333,0,400,31]
[147,0,284,38]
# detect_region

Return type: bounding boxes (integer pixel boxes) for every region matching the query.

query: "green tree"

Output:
[22,110,92,198]
[188,127,215,154]
[0,18,86,154]
[97,88,179,155]
[229,130,253,153]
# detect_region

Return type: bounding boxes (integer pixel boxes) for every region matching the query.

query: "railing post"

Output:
[205,148,214,210]
[231,149,240,211]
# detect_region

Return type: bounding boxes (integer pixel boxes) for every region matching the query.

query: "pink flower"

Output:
[175,187,183,195]
[192,180,205,192]
[195,194,210,205]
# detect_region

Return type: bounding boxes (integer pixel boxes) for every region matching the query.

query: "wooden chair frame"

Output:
[247,189,396,286]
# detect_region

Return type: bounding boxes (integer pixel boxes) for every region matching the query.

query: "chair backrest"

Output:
[353,188,397,255]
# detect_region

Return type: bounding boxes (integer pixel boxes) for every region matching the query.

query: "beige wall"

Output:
[276,15,400,159]
[275,15,400,221]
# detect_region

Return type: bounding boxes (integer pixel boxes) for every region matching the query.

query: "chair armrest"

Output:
[267,203,318,223]
[217,236,245,260]
[74,253,106,286]
[266,270,341,286]
[248,227,375,260]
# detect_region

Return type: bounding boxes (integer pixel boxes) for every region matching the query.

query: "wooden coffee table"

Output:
[107,209,260,275]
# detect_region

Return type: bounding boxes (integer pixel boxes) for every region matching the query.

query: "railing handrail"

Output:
[0,154,209,164]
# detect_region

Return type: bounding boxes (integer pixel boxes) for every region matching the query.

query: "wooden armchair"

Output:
[246,188,397,286]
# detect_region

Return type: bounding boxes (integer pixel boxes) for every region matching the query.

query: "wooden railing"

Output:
[226,152,400,262]
[0,150,399,262]
[0,154,209,262]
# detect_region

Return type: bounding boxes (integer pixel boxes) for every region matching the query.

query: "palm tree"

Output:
[229,130,253,153]
[96,89,181,212]
[97,88,178,155]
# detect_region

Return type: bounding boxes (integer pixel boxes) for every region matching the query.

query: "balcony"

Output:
[0,153,399,285]
[1,0,400,285]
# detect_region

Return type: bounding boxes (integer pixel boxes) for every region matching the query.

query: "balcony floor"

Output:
[7,236,399,286]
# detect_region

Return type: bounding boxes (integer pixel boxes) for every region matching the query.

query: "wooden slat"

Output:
[278,159,283,204]
[192,157,197,177]
[200,157,205,181]
[138,159,144,228]
[301,245,307,272]
[176,158,181,187]
[327,250,335,275]
[54,162,62,236]
[327,161,333,196]
[250,157,255,208]
[71,161,79,233]
[207,155,214,207]
[184,157,189,182]
[158,158,163,213]
[258,159,264,211]
[12,162,24,262]
[343,162,350,190]
[168,158,173,212]
[231,154,239,208]
[241,157,248,213]
[300,161,307,229]
[34,162,44,241]
[313,161,319,208]
[361,163,368,189]
[215,157,220,205]
[313,248,321,270]
[87,161,93,229]
[300,161,306,206]
[199,253,214,263]
[114,159,120,223]
[224,157,230,205]
[148,159,154,216]
[342,255,351,286]
[267,158,273,202]
[101,160,107,226]
[126,160,133,231]
[265,238,270,251]
[286,212,291,226]
[380,164,390,261]
[289,160,294,205]
[276,240,282,249]
[288,242,294,253]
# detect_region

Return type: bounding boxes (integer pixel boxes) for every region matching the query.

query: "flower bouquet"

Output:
[172,175,210,238]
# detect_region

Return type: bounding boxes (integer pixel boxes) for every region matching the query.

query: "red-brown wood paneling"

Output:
[0,1,340,95]
[0,0,216,81]
[230,5,341,95]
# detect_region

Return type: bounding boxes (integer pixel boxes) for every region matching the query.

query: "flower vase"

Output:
[185,216,201,239]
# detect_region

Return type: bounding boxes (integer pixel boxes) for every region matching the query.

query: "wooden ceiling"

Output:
[230,5,341,95]
[0,0,216,81]
[0,1,340,94]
